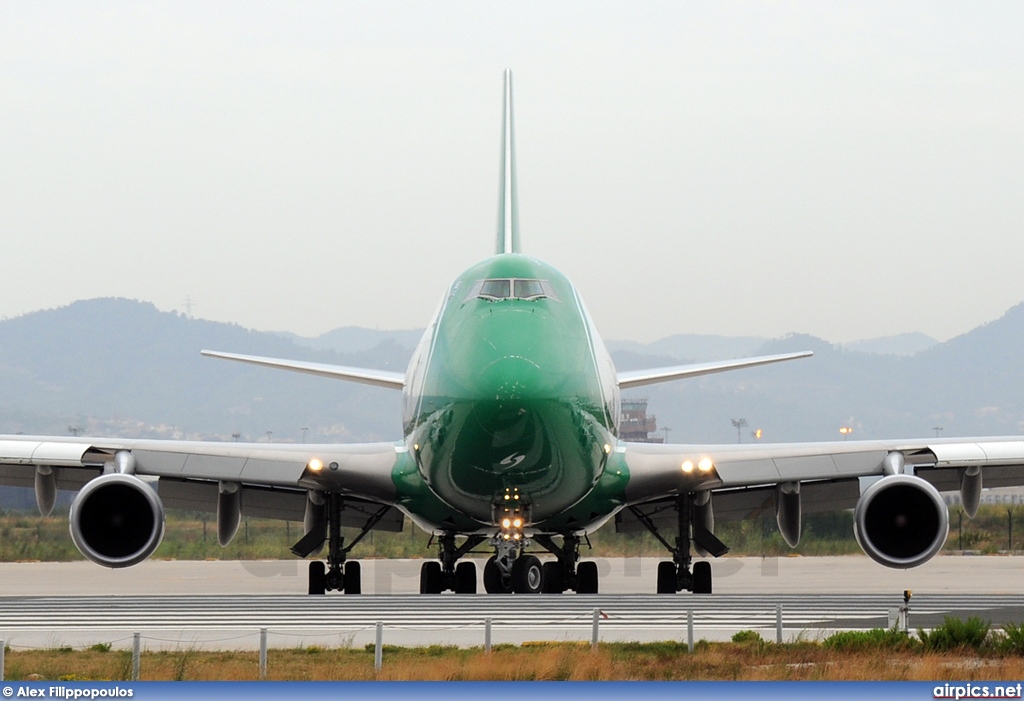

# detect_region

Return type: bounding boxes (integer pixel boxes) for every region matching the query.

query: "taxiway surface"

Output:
[1,556,1022,649]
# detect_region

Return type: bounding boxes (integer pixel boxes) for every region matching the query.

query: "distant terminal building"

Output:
[619,399,664,443]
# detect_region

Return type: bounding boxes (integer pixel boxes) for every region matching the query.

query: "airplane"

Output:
[3,70,1024,596]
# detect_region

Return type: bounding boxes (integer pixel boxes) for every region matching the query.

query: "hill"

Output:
[2,297,1024,449]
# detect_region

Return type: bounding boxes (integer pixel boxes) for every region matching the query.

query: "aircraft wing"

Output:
[0,435,404,525]
[617,351,813,389]
[618,436,1024,524]
[200,350,406,390]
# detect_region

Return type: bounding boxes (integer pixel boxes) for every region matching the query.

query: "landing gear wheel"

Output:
[454,561,477,594]
[576,561,599,594]
[692,561,712,594]
[483,556,508,593]
[343,561,361,594]
[308,560,326,595]
[656,561,676,594]
[542,561,565,593]
[512,555,543,594]
[420,561,443,594]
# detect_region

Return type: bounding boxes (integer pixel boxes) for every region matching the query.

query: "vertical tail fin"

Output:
[496,68,520,254]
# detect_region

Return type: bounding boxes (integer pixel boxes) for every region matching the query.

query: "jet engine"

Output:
[69,473,166,568]
[853,474,948,569]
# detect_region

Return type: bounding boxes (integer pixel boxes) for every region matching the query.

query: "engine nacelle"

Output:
[69,473,165,568]
[854,474,948,569]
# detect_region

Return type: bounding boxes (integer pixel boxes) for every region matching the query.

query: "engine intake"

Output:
[854,474,948,569]
[70,473,165,568]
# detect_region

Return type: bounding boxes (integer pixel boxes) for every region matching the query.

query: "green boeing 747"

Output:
[3,72,1024,595]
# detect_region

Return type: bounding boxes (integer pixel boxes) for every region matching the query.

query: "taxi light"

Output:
[513,533,521,540]
[308,458,324,472]
[697,457,714,472]
[502,533,511,540]
[603,443,612,454]
[681,460,694,473]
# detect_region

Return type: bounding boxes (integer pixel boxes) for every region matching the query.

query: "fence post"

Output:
[485,618,492,654]
[374,622,383,671]
[259,628,268,680]
[776,603,783,644]
[1,638,5,681]
[591,609,600,651]
[131,633,141,681]
[687,610,694,652]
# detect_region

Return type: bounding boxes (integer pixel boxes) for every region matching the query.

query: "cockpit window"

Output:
[514,279,546,300]
[478,279,512,300]
[465,278,559,302]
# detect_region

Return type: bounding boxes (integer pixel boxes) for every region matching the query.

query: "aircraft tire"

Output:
[576,561,599,594]
[512,555,543,594]
[454,561,477,593]
[656,561,676,594]
[542,561,565,593]
[343,561,361,595]
[308,560,326,596]
[692,561,712,594]
[420,561,443,594]
[483,556,509,594]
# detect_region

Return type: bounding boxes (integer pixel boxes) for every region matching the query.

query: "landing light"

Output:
[603,444,612,454]
[512,518,522,528]
[698,457,714,472]
[502,518,512,528]
[308,458,324,472]
[681,460,694,473]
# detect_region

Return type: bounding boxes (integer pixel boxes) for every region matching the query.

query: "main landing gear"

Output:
[419,533,487,593]
[415,532,601,594]
[293,492,391,595]
[627,493,728,594]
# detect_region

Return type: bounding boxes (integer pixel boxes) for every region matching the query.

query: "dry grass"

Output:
[8,642,1024,681]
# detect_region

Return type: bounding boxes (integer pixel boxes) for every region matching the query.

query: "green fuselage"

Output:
[400,254,623,534]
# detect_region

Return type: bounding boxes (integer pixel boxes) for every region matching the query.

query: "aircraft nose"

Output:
[477,355,546,401]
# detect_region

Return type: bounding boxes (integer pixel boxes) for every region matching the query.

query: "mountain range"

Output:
[0,297,1021,448]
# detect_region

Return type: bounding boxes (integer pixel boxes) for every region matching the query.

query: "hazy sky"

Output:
[3,2,1023,344]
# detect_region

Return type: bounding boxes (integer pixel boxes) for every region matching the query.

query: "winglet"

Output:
[496,68,520,254]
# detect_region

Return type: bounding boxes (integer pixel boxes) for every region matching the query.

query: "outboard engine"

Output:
[853,474,948,569]
[69,473,166,568]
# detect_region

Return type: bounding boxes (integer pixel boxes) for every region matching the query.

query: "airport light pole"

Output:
[731,418,747,444]
[839,427,852,441]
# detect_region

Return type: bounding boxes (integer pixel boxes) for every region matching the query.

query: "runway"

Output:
[2,556,1024,649]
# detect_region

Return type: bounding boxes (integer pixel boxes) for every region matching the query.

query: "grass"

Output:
[6,638,1024,681]
[919,617,993,653]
